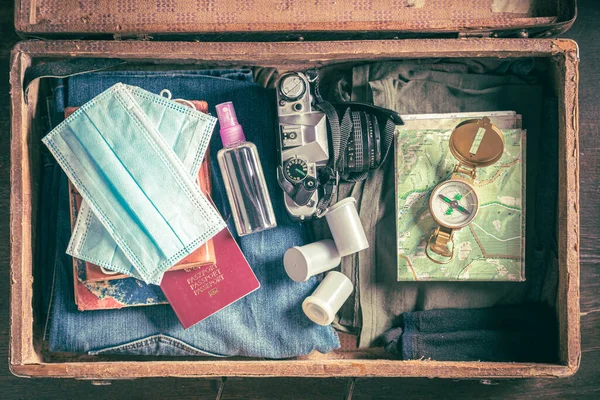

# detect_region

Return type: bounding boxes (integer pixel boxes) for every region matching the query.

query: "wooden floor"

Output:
[1,1,598,399]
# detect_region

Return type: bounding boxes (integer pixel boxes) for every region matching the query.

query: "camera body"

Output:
[276,72,329,221]
[275,71,402,221]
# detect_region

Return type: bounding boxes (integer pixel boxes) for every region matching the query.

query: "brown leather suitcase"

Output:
[9,0,580,381]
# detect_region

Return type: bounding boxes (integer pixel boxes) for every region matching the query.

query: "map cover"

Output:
[396,125,525,281]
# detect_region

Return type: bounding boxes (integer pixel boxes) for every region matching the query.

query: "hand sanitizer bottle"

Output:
[216,101,277,236]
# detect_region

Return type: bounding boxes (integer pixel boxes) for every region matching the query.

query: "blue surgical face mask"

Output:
[42,83,226,284]
[65,85,216,283]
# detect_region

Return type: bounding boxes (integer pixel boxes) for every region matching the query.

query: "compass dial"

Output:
[429,179,479,229]
[279,74,307,102]
[284,158,309,183]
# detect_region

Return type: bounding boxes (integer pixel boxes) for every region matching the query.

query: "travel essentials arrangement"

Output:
[9,0,579,383]
[35,61,558,362]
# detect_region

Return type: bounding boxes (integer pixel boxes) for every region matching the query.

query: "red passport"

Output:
[160,227,260,329]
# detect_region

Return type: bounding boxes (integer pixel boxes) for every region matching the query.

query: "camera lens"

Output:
[366,113,375,169]
[343,111,382,175]
[372,115,381,167]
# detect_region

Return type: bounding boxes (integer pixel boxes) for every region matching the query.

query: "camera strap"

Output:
[307,69,401,216]
[308,70,350,216]
[314,101,348,216]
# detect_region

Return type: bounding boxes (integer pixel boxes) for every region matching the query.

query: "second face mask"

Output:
[43,83,226,284]
[66,85,215,283]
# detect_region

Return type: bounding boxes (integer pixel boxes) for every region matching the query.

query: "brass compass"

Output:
[426,117,505,264]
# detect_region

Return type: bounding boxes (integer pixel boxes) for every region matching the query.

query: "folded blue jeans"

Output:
[45,69,339,357]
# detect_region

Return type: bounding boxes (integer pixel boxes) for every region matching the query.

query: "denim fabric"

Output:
[38,151,62,339]
[37,79,67,335]
[383,305,557,362]
[45,70,339,357]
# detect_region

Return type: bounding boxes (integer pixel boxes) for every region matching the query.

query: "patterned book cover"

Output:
[396,115,525,281]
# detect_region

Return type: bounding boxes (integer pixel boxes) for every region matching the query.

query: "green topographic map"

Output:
[396,128,525,281]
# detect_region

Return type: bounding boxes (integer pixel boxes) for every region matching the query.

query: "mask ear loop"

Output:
[159,89,197,110]
[100,266,120,275]
[174,99,197,110]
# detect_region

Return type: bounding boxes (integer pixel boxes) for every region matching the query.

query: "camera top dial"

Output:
[284,158,309,183]
[279,73,307,102]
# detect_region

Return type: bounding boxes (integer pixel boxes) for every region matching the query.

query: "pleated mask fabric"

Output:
[42,83,226,284]
[66,85,215,283]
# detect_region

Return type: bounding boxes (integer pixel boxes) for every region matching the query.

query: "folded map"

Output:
[396,113,525,281]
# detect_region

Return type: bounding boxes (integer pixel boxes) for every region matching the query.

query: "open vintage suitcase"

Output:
[9,0,580,380]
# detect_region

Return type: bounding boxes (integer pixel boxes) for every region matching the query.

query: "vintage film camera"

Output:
[276,72,329,220]
[276,71,402,221]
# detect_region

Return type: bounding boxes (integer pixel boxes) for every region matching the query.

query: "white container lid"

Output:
[284,247,311,282]
[302,295,336,326]
[302,271,353,326]
[283,239,341,283]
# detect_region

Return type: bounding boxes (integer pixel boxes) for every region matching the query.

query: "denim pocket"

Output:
[89,334,227,357]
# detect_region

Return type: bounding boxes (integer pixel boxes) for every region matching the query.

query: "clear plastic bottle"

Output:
[216,101,277,236]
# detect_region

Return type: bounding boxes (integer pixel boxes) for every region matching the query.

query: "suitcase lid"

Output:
[15,0,576,39]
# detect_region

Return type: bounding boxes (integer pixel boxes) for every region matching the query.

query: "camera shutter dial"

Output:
[284,158,309,183]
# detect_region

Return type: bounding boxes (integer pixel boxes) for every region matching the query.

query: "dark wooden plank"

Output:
[580,261,600,313]
[569,0,600,266]
[0,0,598,398]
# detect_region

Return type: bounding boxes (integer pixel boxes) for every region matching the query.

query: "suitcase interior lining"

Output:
[23,55,562,365]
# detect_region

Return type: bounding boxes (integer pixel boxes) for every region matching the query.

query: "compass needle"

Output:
[457,205,471,215]
[439,194,452,204]
[431,176,478,227]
